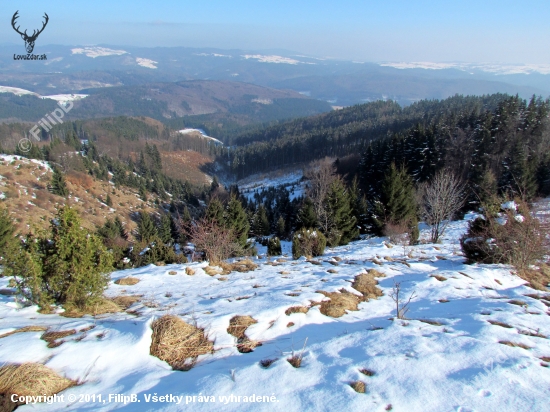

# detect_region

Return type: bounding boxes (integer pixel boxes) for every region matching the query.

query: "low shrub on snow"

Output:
[460,200,547,272]
[292,227,326,259]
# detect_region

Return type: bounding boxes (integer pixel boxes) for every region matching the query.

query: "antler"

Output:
[11,11,26,37]
[29,13,49,39]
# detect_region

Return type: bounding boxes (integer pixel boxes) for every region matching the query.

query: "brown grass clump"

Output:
[185,267,195,276]
[488,320,513,328]
[204,266,223,276]
[317,289,361,318]
[540,356,550,362]
[499,341,531,350]
[227,315,259,353]
[260,358,278,368]
[287,322,295,327]
[431,275,448,282]
[41,329,77,348]
[219,259,258,274]
[0,326,48,340]
[359,368,375,377]
[111,295,141,310]
[61,299,121,318]
[114,277,140,285]
[150,315,214,371]
[287,355,302,368]
[327,269,338,274]
[508,300,527,307]
[350,381,366,393]
[352,270,385,301]
[0,363,75,410]
[285,306,309,316]
[517,266,550,291]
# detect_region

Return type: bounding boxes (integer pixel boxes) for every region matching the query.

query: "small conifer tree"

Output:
[49,167,68,197]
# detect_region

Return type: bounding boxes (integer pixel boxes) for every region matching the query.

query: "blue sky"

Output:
[1,0,549,63]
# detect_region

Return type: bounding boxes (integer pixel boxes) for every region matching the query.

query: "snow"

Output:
[136,58,158,69]
[71,47,128,58]
[380,62,550,75]
[177,129,223,145]
[242,55,303,65]
[0,85,88,103]
[0,214,549,411]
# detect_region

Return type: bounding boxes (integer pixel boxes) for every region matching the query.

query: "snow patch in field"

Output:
[71,46,128,58]
[136,58,158,69]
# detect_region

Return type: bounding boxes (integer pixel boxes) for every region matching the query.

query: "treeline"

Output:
[226,94,515,178]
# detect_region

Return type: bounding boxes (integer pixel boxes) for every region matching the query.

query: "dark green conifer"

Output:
[49,167,69,197]
[137,212,157,243]
[325,179,359,246]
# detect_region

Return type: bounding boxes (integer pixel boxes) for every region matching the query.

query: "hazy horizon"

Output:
[1,0,549,65]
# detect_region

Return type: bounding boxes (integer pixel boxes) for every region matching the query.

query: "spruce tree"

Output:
[105,194,113,207]
[0,208,16,256]
[137,212,157,243]
[49,167,68,197]
[324,179,359,246]
[276,215,286,239]
[296,197,318,230]
[372,163,418,242]
[225,195,250,248]
[205,198,224,225]
[159,214,173,245]
[252,205,270,236]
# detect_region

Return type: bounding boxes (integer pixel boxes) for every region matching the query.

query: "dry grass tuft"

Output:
[516,265,550,291]
[0,363,75,409]
[287,322,295,327]
[540,356,550,362]
[488,320,513,328]
[61,299,121,318]
[518,329,547,338]
[327,269,338,274]
[317,289,361,318]
[150,315,214,371]
[227,316,257,340]
[287,355,302,368]
[350,380,366,393]
[359,368,375,377]
[204,266,223,276]
[285,306,309,316]
[418,319,444,326]
[499,340,531,350]
[439,299,450,303]
[168,271,177,275]
[185,267,196,276]
[114,277,140,286]
[219,259,258,274]
[227,315,259,353]
[431,275,448,282]
[260,358,278,368]
[41,330,77,348]
[508,300,527,307]
[111,295,141,310]
[352,270,385,301]
[0,326,48,340]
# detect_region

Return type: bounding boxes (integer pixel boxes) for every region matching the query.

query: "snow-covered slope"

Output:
[1,217,549,411]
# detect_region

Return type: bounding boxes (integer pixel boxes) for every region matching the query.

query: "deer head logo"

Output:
[11,11,49,54]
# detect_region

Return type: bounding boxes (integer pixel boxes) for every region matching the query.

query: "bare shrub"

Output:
[420,170,466,243]
[150,315,214,371]
[383,222,410,245]
[389,281,416,319]
[304,157,338,232]
[461,200,547,273]
[186,218,242,265]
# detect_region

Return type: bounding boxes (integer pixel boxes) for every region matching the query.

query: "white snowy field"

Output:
[1,216,549,411]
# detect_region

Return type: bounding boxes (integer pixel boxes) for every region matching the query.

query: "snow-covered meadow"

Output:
[1,215,549,411]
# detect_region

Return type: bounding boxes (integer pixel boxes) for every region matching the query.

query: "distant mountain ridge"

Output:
[0,44,548,107]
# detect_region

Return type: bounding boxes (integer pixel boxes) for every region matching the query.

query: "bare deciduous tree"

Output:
[185,218,242,264]
[389,281,416,320]
[421,170,466,243]
[304,157,338,233]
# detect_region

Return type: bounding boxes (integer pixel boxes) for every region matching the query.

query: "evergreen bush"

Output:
[267,236,282,256]
[292,228,326,259]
